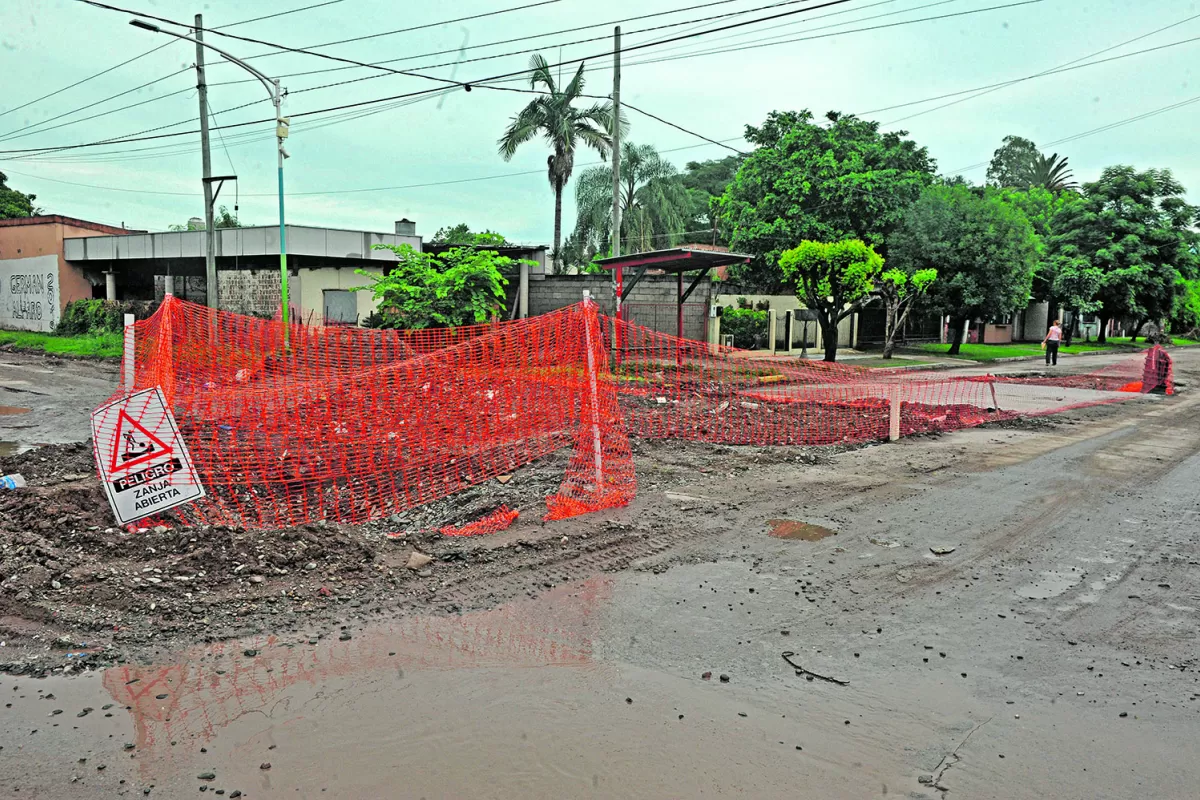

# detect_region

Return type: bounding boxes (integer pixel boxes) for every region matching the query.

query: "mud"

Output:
[766,519,836,540]
[1,349,1199,798]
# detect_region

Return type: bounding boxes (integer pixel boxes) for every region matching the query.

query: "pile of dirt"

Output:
[0,441,584,676]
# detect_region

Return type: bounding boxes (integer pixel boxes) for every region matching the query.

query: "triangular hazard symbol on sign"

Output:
[108,408,172,474]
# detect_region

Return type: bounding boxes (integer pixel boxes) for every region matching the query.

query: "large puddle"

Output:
[0,578,846,798]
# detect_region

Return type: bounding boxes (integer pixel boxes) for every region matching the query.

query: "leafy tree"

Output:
[985,135,1040,188]
[889,184,1038,355]
[572,141,691,256]
[986,136,1077,192]
[0,171,37,219]
[358,244,529,329]
[1172,277,1200,335]
[168,205,243,231]
[717,110,934,292]
[430,223,508,247]
[991,186,1084,328]
[876,266,937,359]
[778,239,884,362]
[679,155,742,245]
[498,55,618,272]
[1047,165,1199,342]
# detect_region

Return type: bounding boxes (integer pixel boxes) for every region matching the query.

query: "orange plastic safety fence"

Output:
[99,295,635,528]
[98,298,1173,530]
[440,505,519,537]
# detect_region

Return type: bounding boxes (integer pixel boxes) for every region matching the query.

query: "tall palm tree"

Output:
[1027,152,1077,192]
[573,141,691,257]
[498,55,617,271]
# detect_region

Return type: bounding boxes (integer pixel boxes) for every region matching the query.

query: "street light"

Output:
[129,18,293,336]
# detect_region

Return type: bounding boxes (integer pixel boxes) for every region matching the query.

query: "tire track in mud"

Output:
[842,388,1200,605]
[428,518,727,610]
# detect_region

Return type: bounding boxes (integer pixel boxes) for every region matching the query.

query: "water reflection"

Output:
[101,578,612,777]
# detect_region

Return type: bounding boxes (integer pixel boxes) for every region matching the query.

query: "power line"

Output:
[9,18,1194,166]
[623,103,746,154]
[223,0,828,97]
[1,0,343,125]
[616,0,1043,68]
[881,9,1200,125]
[859,34,1200,117]
[0,0,868,158]
[1,0,818,146]
[950,93,1200,174]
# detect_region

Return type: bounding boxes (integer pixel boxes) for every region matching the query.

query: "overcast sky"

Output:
[0,0,1196,243]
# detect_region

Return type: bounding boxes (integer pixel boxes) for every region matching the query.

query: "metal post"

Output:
[196,14,217,310]
[676,269,684,366]
[610,26,621,263]
[274,79,290,342]
[123,313,136,392]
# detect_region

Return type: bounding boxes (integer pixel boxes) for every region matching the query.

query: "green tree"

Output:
[991,186,1084,328]
[889,184,1038,355]
[1172,277,1200,335]
[1047,165,1199,342]
[717,110,934,292]
[985,135,1041,188]
[572,141,691,256]
[358,244,528,329]
[876,266,937,359]
[0,171,37,219]
[430,223,508,247]
[986,136,1077,192]
[498,55,618,272]
[679,155,742,246]
[778,239,884,362]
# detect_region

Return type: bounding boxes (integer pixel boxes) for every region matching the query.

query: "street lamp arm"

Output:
[128,18,275,101]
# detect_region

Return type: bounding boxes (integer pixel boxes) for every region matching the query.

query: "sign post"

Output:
[91,387,205,525]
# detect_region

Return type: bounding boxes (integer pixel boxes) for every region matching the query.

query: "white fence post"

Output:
[582,290,604,492]
[122,313,136,392]
[889,384,901,442]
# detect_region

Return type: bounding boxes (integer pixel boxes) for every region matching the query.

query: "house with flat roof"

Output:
[0,215,139,332]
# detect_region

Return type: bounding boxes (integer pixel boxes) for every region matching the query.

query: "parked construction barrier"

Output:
[94,296,1173,529]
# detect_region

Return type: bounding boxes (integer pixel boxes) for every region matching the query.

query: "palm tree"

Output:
[573,141,691,257]
[498,55,617,271]
[1026,152,1077,192]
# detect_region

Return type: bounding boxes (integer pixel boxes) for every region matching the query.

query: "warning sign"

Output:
[91,387,205,525]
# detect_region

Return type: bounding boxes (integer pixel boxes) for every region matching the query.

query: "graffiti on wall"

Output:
[0,255,60,332]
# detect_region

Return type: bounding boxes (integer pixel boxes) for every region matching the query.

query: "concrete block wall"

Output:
[153,275,207,305]
[528,275,712,340]
[218,269,281,318]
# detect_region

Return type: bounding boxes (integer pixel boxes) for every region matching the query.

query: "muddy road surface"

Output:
[1,349,1198,798]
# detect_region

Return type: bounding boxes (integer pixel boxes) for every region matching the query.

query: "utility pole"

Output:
[195,13,217,308]
[611,26,622,317]
[610,26,621,261]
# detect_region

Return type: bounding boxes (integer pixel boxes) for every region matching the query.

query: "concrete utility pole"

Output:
[611,26,621,262]
[195,13,216,307]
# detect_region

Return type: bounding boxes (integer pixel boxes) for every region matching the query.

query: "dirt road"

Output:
[0,349,1197,798]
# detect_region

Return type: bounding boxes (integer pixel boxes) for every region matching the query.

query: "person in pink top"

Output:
[1043,319,1063,366]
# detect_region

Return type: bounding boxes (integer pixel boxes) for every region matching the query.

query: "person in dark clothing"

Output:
[1043,319,1062,366]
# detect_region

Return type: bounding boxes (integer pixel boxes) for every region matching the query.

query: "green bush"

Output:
[56,299,160,336]
[721,306,768,349]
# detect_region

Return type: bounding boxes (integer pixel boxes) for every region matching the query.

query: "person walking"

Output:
[1043,319,1063,366]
